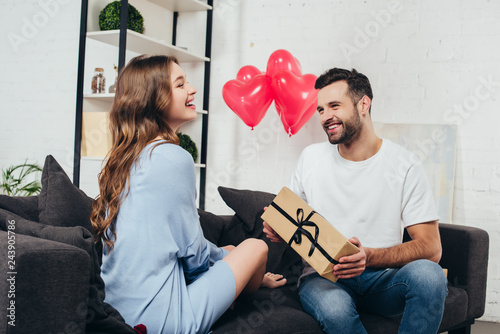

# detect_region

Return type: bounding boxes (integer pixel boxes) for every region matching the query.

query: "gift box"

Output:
[261,186,359,282]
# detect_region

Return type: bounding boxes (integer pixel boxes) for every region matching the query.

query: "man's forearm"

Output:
[365,239,442,268]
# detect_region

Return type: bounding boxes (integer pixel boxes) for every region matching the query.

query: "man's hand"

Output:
[262,206,284,243]
[263,221,284,243]
[333,237,367,279]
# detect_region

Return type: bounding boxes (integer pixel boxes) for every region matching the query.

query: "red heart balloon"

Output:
[278,100,317,136]
[236,65,263,82]
[266,49,302,78]
[272,71,318,135]
[222,74,273,130]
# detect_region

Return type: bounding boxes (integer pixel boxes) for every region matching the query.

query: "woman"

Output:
[91,55,284,334]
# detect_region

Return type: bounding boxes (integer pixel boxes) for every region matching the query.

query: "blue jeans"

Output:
[298,260,448,334]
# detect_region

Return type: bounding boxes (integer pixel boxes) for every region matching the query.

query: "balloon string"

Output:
[275,128,280,169]
[250,130,259,166]
[288,132,292,156]
[288,127,292,138]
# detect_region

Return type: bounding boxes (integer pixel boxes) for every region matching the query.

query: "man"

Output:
[263,68,448,334]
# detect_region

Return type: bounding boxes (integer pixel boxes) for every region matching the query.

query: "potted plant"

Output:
[0,161,42,196]
[178,133,198,162]
[99,1,144,34]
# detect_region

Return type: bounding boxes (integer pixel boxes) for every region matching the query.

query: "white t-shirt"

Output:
[289,139,439,250]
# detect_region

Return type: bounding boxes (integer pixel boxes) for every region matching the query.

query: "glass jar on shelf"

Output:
[91,68,106,94]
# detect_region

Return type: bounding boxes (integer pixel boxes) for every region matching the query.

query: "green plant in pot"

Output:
[99,1,144,34]
[0,161,42,196]
[178,133,198,162]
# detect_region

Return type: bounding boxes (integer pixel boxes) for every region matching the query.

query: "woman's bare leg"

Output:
[222,245,286,289]
[222,238,268,300]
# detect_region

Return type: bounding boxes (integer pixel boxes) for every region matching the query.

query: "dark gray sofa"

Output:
[0,156,490,334]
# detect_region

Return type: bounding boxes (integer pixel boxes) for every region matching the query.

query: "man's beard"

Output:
[325,107,363,145]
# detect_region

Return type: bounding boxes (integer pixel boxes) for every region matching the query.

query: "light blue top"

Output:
[101,141,229,332]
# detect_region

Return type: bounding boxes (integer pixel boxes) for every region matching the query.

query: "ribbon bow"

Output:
[288,208,319,257]
[269,202,338,264]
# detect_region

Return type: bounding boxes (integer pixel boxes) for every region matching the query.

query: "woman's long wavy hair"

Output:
[91,55,180,250]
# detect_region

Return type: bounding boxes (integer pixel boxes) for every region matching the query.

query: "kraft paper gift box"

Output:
[261,186,359,283]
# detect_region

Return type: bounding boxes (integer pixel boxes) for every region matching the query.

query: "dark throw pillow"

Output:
[0,195,39,222]
[38,155,93,232]
[217,186,276,233]
[36,155,136,334]
[198,209,225,245]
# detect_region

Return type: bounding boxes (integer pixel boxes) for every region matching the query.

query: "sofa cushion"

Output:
[0,209,92,253]
[0,194,39,221]
[438,286,468,331]
[34,155,137,334]
[38,155,93,232]
[359,312,400,334]
[212,286,323,334]
[0,230,90,334]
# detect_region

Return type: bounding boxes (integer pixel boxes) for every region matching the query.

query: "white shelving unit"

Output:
[74,0,213,207]
[147,0,210,11]
[87,30,209,62]
[83,93,115,102]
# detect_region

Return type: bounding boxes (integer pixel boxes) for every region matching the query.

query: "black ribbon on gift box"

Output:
[270,202,339,265]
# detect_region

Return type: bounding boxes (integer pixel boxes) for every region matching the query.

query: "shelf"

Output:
[84,93,115,102]
[82,156,108,161]
[84,94,208,114]
[87,30,210,63]
[147,0,212,11]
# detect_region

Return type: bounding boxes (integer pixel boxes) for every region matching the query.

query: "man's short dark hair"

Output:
[315,68,373,108]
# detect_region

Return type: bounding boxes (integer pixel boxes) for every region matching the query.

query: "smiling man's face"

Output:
[317,80,364,145]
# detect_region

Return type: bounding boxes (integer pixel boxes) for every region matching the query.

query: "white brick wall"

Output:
[1,0,499,323]
[0,0,80,176]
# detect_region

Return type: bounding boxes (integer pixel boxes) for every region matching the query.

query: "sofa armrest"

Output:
[0,231,90,333]
[438,223,489,320]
